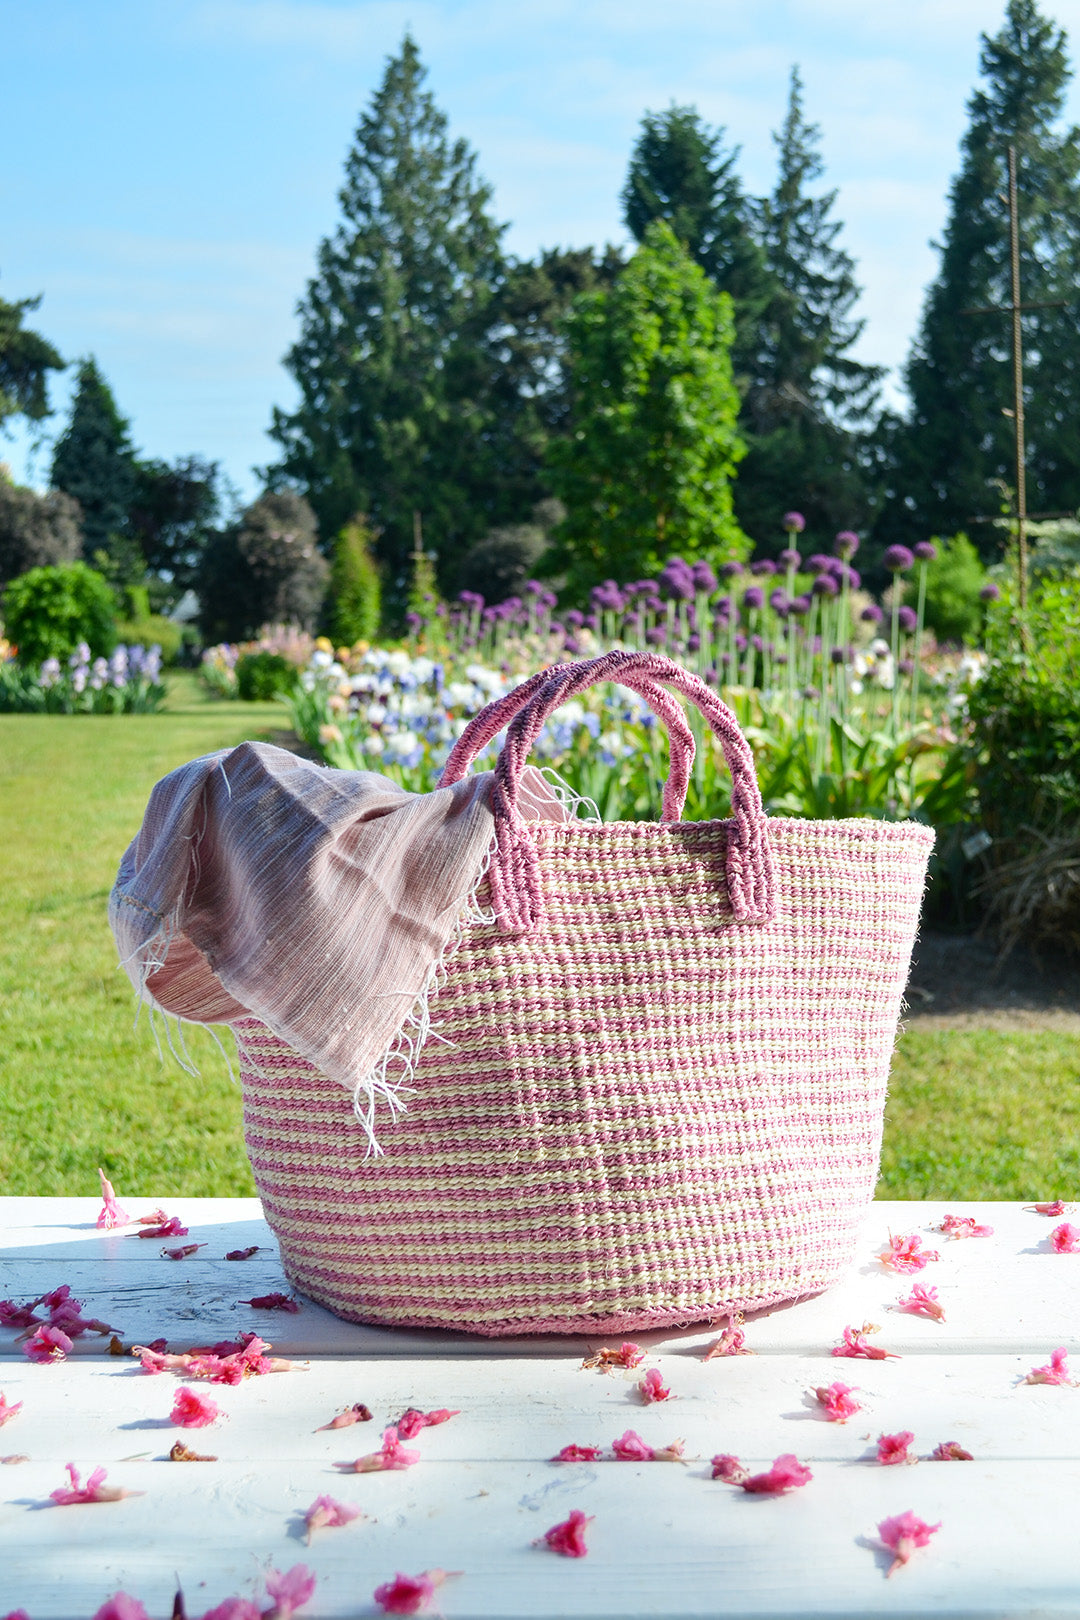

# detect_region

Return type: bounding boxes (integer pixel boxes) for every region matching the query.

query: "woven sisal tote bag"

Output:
[239,650,934,1336]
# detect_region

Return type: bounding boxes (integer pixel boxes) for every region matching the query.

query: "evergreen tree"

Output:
[50,358,139,576]
[329,515,383,644]
[268,35,508,606]
[880,0,1080,553]
[545,222,747,597]
[739,68,884,551]
[622,105,774,381]
[128,455,223,603]
[0,289,64,428]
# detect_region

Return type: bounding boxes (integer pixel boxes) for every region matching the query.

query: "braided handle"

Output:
[447,652,774,936]
[441,666,696,823]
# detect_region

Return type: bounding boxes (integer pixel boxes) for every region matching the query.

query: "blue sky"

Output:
[4,0,1080,506]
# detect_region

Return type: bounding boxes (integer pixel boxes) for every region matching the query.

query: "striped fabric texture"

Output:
[239,810,934,1336]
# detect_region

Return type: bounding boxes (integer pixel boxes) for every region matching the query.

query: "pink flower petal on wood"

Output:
[340,1426,421,1472]
[832,1324,900,1360]
[637,1368,673,1403]
[0,1299,43,1330]
[741,1453,813,1494]
[1024,1347,1075,1386]
[162,1244,206,1260]
[225,1246,261,1260]
[240,1293,300,1312]
[710,1453,748,1482]
[610,1428,682,1461]
[24,1324,73,1363]
[136,1216,188,1239]
[393,1406,459,1439]
[877,1509,941,1576]
[552,1443,603,1462]
[49,1463,138,1504]
[876,1430,916,1465]
[0,1392,23,1427]
[96,1169,131,1230]
[1050,1223,1080,1253]
[541,1509,592,1557]
[938,1213,993,1239]
[930,1440,973,1460]
[581,1341,643,1370]
[814,1382,861,1422]
[315,1403,372,1431]
[303,1494,364,1542]
[263,1564,316,1619]
[879,1233,939,1273]
[92,1595,150,1620]
[373,1570,453,1614]
[1028,1201,1067,1216]
[895,1283,946,1323]
[171,1387,221,1428]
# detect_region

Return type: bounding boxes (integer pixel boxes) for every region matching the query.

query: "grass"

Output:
[1,671,1074,1200]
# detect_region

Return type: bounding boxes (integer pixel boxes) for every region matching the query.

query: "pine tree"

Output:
[329,516,383,644]
[50,358,139,577]
[622,105,774,381]
[545,222,747,597]
[879,0,1080,553]
[268,35,508,606]
[738,68,884,551]
[0,289,65,428]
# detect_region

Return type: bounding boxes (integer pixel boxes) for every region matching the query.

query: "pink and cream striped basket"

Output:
[239,651,933,1336]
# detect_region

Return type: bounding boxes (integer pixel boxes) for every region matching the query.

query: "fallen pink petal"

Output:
[373,1569,454,1615]
[0,1299,43,1330]
[896,1283,946,1323]
[1050,1223,1080,1254]
[0,1393,23,1427]
[24,1324,74,1363]
[393,1406,460,1439]
[710,1453,748,1482]
[134,1208,168,1226]
[303,1494,364,1542]
[91,1595,150,1620]
[879,1233,940,1273]
[930,1440,974,1460]
[262,1563,316,1619]
[938,1213,994,1239]
[876,1430,916,1466]
[197,1598,261,1620]
[877,1509,941,1576]
[341,1425,421,1472]
[224,1247,261,1260]
[814,1382,862,1422]
[1029,1201,1067,1216]
[136,1216,188,1240]
[552,1443,603,1462]
[171,1387,221,1428]
[240,1293,301,1313]
[703,1320,750,1358]
[638,1368,673,1403]
[741,1453,813,1494]
[1024,1347,1075,1386]
[95,1169,131,1231]
[541,1509,593,1557]
[832,1324,900,1360]
[316,1403,373,1430]
[582,1341,644,1370]
[49,1462,139,1505]
[162,1244,206,1261]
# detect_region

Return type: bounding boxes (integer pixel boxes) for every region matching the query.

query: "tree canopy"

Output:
[0,290,64,428]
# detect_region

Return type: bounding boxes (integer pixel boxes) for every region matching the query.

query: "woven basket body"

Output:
[240,804,932,1335]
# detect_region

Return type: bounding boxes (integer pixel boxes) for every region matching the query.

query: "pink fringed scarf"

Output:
[110,742,565,1144]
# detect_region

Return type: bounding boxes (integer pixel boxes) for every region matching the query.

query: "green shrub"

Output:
[329,516,382,644]
[235,649,298,701]
[113,613,183,664]
[1,561,117,665]
[918,533,986,644]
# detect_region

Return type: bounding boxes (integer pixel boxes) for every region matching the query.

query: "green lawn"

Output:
[1,677,1075,1199]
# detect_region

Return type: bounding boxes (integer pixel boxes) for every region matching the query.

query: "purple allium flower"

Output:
[844,566,861,590]
[564,609,584,627]
[735,633,747,652]
[524,579,545,595]
[774,652,788,666]
[883,544,915,572]
[542,590,559,610]
[635,579,658,594]
[591,580,625,612]
[405,612,422,632]
[623,611,640,629]
[790,595,811,616]
[584,613,598,630]
[658,559,694,600]
[835,530,860,558]
[688,632,701,652]
[691,561,718,593]
[646,625,667,646]
[715,594,733,616]
[807,553,833,574]
[803,686,819,701]
[743,586,765,610]
[720,561,744,579]
[564,636,580,655]
[769,587,788,609]
[899,657,915,676]
[751,558,777,576]
[897,605,918,633]
[812,574,839,596]
[980,582,1001,601]
[913,541,938,562]
[783,512,806,533]
[778,549,802,571]
[830,645,846,665]
[861,603,885,623]
[751,633,764,652]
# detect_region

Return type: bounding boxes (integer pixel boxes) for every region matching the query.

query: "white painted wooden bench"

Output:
[1,1197,1078,1618]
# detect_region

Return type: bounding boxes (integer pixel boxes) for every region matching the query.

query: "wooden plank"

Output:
[0,1355,1078,1466]
[3,1456,1080,1618]
[3,1201,1078,1359]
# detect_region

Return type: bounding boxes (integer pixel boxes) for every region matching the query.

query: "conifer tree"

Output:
[268,35,508,604]
[50,358,139,576]
[739,68,884,550]
[621,105,774,380]
[0,289,64,428]
[545,222,746,596]
[879,0,1080,552]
